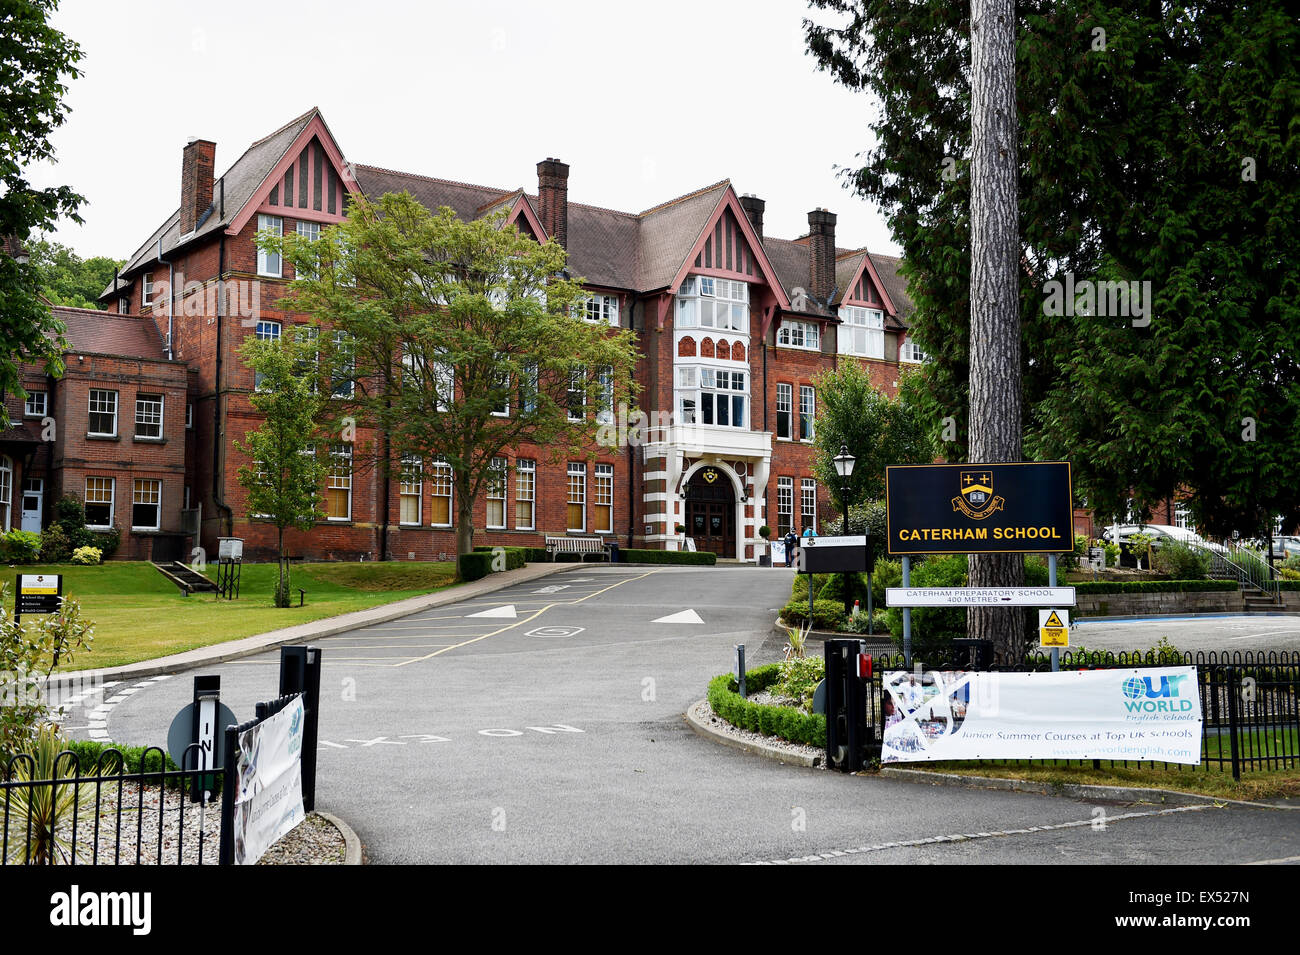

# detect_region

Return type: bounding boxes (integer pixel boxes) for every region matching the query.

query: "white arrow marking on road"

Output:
[320,741,349,749]
[532,584,570,594]
[653,609,704,624]
[466,604,517,619]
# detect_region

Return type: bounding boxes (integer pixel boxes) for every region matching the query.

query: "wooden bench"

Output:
[545,536,609,562]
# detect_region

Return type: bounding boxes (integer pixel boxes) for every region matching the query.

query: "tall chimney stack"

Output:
[536,158,570,248]
[180,139,216,235]
[807,208,837,304]
[739,194,765,240]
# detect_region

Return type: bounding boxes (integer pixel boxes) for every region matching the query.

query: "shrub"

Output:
[38,524,72,563]
[780,598,846,631]
[70,546,102,565]
[884,554,968,654]
[817,572,872,610]
[791,573,832,602]
[872,559,901,607]
[90,524,121,559]
[1153,540,1210,579]
[0,530,42,564]
[472,546,527,571]
[1283,554,1300,573]
[457,552,493,581]
[775,655,824,710]
[706,666,826,747]
[1280,567,1300,581]
[617,548,716,565]
[758,525,771,540]
[1074,579,1238,594]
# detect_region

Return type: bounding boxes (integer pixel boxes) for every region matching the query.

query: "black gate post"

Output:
[279,645,321,811]
[825,639,869,772]
[218,724,239,866]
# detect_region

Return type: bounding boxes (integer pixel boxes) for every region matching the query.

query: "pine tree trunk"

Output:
[968,0,1025,661]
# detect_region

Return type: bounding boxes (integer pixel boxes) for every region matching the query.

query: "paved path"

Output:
[86,566,1299,864]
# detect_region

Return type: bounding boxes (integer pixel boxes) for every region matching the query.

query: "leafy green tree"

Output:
[235,330,330,606]
[0,0,84,428]
[811,359,932,515]
[272,192,641,557]
[27,237,123,309]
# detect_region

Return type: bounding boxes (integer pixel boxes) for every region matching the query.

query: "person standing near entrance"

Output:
[802,524,817,541]
[783,529,798,568]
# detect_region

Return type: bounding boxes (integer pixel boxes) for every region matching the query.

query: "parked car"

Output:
[1099,524,1229,567]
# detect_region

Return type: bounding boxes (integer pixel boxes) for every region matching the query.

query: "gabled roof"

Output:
[105,108,343,296]
[764,238,913,329]
[54,305,169,361]
[867,253,914,328]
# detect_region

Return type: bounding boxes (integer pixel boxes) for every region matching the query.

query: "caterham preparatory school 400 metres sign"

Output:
[881,667,1203,764]
[885,462,1074,555]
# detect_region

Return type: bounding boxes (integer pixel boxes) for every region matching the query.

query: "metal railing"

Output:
[2,744,222,865]
[870,649,1300,780]
[1191,539,1280,599]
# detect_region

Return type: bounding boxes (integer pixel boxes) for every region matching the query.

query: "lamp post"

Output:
[832,444,857,620]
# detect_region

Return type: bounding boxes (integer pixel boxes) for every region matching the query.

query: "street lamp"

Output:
[832,445,857,619]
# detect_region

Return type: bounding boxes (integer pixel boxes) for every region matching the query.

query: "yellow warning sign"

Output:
[1043,610,1065,629]
[1039,627,1069,648]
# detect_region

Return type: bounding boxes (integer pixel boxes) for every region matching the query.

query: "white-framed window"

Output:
[132,479,162,530]
[596,365,614,425]
[778,320,820,350]
[186,402,194,429]
[0,457,10,532]
[515,459,535,530]
[434,351,454,412]
[257,214,284,277]
[254,320,282,390]
[85,477,114,528]
[295,220,321,280]
[567,462,586,532]
[777,477,793,537]
[594,463,613,534]
[490,355,510,417]
[801,478,817,533]
[135,393,164,439]
[519,361,538,415]
[23,391,46,417]
[1174,505,1194,532]
[142,273,154,306]
[429,455,453,526]
[331,330,354,398]
[838,305,885,359]
[900,341,929,364]
[675,366,746,428]
[88,389,118,436]
[579,293,620,326]
[118,296,129,314]
[486,457,507,529]
[776,383,792,440]
[799,385,815,441]
[325,443,352,521]
[400,455,422,525]
[675,276,748,332]
[568,365,586,421]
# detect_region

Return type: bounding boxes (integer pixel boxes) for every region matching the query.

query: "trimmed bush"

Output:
[706,665,826,748]
[780,598,846,631]
[473,545,544,566]
[618,548,716,565]
[0,529,42,564]
[457,552,494,581]
[1074,579,1238,594]
[70,546,103,565]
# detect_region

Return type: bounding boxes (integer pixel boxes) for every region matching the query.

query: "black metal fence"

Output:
[868,649,1300,780]
[1,744,223,865]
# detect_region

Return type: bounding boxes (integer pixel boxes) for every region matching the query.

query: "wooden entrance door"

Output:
[685,467,735,557]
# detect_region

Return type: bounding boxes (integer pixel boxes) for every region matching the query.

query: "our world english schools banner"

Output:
[233,694,306,865]
[881,667,1202,764]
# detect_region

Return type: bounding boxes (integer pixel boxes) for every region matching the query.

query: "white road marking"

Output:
[744,805,1210,865]
[526,626,585,638]
[654,609,704,624]
[466,604,518,619]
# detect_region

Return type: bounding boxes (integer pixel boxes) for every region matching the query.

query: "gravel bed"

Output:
[3,781,345,865]
[691,699,825,768]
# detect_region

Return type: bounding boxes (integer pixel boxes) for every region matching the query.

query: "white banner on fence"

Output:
[233,694,306,865]
[881,667,1202,765]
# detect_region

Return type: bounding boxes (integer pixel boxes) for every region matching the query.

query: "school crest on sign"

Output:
[952,470,1005,520]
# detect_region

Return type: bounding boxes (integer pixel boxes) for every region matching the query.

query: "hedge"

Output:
[472,545,531,570]
[458,552,494,581]
[706,664,826,748]
[1074,580,1240,594]
[779,598,846,631]
[1279,581,1300,592]
[618,548,716,565]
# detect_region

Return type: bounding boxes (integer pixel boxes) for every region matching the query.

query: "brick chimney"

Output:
[807,208,837,304]
[180,139,216,236]
[739,194,765,240]
[536,158,570,248]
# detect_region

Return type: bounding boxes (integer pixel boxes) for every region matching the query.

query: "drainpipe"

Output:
[212,235,234,537]
[625,294,635,547]
[157,238,174,360]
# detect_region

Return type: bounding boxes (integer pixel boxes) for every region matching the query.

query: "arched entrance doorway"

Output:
[685,465,735,557]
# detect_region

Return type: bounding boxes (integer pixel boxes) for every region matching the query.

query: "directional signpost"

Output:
[885,461,1075,668]
[14,573,61,622]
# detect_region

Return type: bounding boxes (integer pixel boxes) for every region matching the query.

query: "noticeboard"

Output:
[885,462,1073,556]
[799,535,868,574]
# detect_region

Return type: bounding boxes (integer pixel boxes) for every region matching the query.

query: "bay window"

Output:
[675,366,746,428]
[675,276,748,332]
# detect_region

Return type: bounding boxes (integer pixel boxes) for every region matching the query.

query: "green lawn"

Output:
[6,561,458,671]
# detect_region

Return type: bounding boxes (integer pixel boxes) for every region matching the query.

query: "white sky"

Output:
[35,0,899,263]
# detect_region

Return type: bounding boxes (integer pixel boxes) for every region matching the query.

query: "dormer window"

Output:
[838,305,885,359]
[900,341,930,364]
[142,273,154,306]
[777,320,820,351]
[580,293,619,326]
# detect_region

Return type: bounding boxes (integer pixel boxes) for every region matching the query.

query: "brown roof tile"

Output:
[53,306,168,361]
